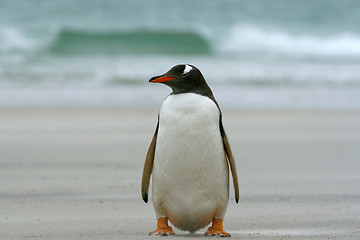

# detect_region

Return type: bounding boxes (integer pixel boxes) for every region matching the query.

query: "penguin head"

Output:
[149,64,211,95]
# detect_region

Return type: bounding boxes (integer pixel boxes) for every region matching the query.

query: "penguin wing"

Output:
[141,121,159,203]
[220,118,240,203]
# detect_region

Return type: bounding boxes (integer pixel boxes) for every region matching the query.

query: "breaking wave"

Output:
[219,25,360,59]
[2,25,360,59]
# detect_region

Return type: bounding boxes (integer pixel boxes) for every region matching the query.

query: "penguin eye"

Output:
[181,65,193,76]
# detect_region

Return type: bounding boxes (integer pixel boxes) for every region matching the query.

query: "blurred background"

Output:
[2,2,360,238]
[1,0,360,109]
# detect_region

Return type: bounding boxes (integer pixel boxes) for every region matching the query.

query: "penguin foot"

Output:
[204,218,231,237]
[149,217,175,236]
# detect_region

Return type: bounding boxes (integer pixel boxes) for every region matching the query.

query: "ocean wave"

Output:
[47,26,360,58]
[2,25,360,60]
[0,26,44,65]
[48,29,211,55]
[219,25,360,58]
[0,27,40,53]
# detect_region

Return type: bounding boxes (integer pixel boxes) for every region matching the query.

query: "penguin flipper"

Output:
[141,121,159,203]
[220,119,239,203]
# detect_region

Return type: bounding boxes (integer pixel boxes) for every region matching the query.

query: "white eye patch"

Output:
[182,65,192,75]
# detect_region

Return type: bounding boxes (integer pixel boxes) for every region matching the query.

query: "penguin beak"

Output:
[149,75,175,83]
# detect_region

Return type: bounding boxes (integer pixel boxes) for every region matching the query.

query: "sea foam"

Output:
[219,25,360,59]
[0,27,38,53]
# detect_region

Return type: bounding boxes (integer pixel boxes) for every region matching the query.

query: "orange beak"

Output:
[149,76,175,83]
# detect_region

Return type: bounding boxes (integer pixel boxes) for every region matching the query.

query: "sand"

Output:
[0,107,359,239]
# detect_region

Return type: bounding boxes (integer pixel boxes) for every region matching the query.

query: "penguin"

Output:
[141,64,239,237]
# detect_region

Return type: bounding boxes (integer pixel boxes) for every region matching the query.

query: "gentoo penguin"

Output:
[141,64,239,237]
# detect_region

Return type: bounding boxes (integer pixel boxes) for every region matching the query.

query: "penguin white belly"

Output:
[152,93,229,233]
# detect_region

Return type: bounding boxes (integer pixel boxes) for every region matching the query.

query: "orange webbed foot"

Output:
[204,218,231,237]
[149,217,175,236]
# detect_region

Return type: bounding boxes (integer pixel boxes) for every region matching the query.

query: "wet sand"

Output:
[1,107,359,239]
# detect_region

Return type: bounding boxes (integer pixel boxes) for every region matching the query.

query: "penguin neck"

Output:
[169,86,220,112]
[171,88,208,96]
[169,82,213,98]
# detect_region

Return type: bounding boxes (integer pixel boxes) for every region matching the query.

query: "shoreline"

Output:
[2,84,360,110]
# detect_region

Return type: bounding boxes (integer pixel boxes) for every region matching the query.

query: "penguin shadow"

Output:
[170,232,204,237]
[166,231,225,238]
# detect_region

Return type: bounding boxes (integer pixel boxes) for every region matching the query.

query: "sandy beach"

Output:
[1,107,359,240]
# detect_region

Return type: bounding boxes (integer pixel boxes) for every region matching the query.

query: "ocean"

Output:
[1,0,360,108]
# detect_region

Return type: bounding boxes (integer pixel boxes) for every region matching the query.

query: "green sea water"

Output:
[49,30,210,55]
